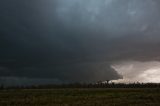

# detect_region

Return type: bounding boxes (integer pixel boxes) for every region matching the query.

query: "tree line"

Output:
[1,82,160,89]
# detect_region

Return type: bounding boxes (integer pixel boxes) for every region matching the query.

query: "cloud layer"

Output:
[0,0,160,84]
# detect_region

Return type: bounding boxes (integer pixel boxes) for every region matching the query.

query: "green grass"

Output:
[0,88,160,106]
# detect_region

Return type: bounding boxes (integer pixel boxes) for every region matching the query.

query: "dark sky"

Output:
[1,0,160,84]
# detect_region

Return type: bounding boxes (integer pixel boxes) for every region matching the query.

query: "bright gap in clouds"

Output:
[112,61,160,83]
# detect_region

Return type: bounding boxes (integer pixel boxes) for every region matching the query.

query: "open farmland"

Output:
[0,88,160,106]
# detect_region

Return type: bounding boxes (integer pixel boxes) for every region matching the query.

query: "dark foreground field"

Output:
[0,88,160,106]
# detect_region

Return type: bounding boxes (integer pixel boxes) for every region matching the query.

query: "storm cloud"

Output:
[0,0,160,84]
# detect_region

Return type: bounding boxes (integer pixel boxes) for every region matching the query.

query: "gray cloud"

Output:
[0,0,160,84]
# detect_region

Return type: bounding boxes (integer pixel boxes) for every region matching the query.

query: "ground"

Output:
[0,88,160,106]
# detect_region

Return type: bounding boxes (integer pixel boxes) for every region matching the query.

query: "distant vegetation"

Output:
[1,82,160,89]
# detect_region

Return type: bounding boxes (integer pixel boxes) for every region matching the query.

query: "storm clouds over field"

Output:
[1,0,160,85]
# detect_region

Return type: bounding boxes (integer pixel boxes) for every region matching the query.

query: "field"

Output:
[0,88,160,106]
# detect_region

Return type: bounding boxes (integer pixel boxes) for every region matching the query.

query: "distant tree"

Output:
[0,84,4,90]
[106,80,110,84]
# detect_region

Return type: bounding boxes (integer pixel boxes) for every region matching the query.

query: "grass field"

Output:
[0,88,160,106]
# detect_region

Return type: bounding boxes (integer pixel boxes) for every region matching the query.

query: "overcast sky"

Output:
[1,0,160,85]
